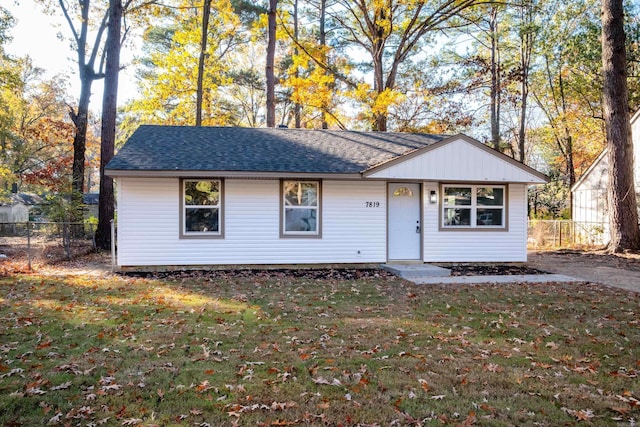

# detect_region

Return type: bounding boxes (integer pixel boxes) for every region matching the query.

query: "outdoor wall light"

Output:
[429,190,437,204]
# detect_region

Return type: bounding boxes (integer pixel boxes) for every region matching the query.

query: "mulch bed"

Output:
[125,263,550,281]
[445,264,549,276]
[126,268,396,281]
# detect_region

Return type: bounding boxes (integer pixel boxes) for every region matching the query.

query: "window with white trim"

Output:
[442,185,505,228]
[282,180,320,236]
[183,179,222,236]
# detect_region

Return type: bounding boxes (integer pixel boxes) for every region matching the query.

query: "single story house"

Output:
[105,126,548,269]
[571,110,640,245]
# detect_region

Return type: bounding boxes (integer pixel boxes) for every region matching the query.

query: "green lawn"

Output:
[0,268,639,426]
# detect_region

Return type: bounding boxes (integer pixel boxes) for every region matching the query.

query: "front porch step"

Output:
[382,263,451,278]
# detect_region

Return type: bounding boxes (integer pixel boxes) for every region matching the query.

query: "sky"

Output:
[5,1,140,111]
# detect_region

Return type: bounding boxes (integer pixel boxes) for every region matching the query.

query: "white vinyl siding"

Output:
[571,154,611,246]
[423,184,528,262]
[571,110,640,245]
[367,137,546,183]
[116,178,386,266]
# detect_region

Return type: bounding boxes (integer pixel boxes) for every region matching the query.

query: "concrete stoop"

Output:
[382,263,451,278]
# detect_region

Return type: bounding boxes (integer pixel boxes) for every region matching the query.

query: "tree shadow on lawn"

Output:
[1,270,639,426]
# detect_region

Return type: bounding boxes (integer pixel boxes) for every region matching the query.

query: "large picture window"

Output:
[282,180,320,236]
[442,185,506,229]
[182,179,222,237]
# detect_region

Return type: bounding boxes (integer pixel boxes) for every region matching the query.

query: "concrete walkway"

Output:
[383,263,582,285]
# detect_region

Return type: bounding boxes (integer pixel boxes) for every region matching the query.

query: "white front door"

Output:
[388,183,421,260]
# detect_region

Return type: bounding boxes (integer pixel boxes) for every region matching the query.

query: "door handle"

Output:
[416,221,420,233]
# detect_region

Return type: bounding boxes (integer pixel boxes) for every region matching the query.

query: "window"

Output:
[282,180,320,236]
[182,179,222,237]
[442,185,505,229]
[393,186,413,197]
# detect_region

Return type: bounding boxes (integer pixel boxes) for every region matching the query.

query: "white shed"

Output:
[0,193,41,223]
[106,126,548,269]
[571,110,640,245]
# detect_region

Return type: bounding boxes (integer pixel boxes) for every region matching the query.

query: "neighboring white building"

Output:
[571,111,640,246]
[106,126,548,270]
[0,193,41,223]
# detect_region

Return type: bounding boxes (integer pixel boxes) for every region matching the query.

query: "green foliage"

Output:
[0,47,75,199]
[0,5,14,47]
[84,215,98,227]
[124,0,245,127]
[529,176,570,219]
[40,191,84,223]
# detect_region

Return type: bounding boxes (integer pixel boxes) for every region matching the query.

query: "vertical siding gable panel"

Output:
[367,139,543,183]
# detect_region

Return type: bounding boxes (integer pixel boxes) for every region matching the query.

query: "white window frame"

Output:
[441,184,506,230]
[180,179,223,239]
[281,180,321,238]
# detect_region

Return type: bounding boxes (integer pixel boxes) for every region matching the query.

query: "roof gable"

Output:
[573,108,640,193]
[364,135,548,183]
[571,149,608,192]
[106,126,445,176]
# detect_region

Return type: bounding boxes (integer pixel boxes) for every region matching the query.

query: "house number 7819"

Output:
[365,201,380,208]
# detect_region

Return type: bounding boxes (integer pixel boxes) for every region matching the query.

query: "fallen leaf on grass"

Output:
[562,407,594,421]
[0,368,25,378]
[312,377,342,386]
[47,412,63,425]
[50,381,72,391]
[418,378,430,392]
[483,363,504,373]
[26,387,47,395]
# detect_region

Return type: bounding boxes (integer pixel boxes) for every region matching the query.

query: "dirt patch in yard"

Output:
[527,249,640,292]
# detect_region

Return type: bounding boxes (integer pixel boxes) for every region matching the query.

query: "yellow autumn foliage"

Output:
[127,0,239,126]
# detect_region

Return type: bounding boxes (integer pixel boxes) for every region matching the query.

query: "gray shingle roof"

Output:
[0,193,43,207]
[106,125,447,174]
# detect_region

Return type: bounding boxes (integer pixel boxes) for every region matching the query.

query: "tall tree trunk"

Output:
[372,42,386,131]
[517,0,533,163]
[196,0,212,127]
[68,0,94,222]
[266,0,278,127]
[371,6,388,132]
[95,0,122,250]
[556,71,576,218]
[489,6,501,151]
[61,0,105,223]
[319,0,328,129]
[292,0,301,128]
[601,0,640,251]
[70,79,91,206]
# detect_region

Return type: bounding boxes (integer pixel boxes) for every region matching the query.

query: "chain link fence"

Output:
[527,220,608,249]
[0,219,610,271]
[0,221,97,270]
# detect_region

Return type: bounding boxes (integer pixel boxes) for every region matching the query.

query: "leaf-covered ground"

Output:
[1,269,639,426]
